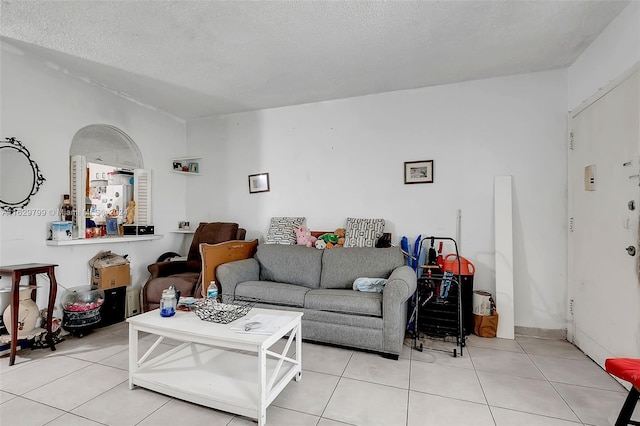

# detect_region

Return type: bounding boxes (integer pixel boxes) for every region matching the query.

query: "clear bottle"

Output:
[61,194,74,222]
[159,288,177,317]
[207,281,218,301]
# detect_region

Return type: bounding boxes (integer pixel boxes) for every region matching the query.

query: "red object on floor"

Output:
[605,358,640,426]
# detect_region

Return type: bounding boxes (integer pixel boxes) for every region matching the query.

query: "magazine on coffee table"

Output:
[230,314,295,335]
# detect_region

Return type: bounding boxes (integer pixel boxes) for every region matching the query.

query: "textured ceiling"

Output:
[0,0,630,119]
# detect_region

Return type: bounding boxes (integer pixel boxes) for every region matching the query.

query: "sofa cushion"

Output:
[305,289,382,317]
[235,281,309,307]
[343,218,385,248]
[320,247,405,289]
[265,217,305,245]
[255,244,323,288]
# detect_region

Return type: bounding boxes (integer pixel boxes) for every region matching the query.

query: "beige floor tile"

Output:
[98,341,175,370]
[553,382,630,425]
[0,347,48,373]
[477,371,579,421]
[466,334,524,352]
[0,396,65,426]
[272,370,340,416]
[136,398,234,425]
[1,355,91,395]
[59,331,130,363]
[323,377,408,426]
[469,346,545,379]
[491,406,583,425]
[343,351,410,388]
[227,406,320,426]
[410,342,474,369]
[0,389,17,404]
[410,360,485,403]
[301,341,353,376]
[71,381,171,425]
[24,363,128,411]
[260,405,319,426]
[45,412,106,426]
[400,338,413,359]
[516,336,586,359]
[411,336,466,358]
[408,391,494,426]
[531,354,624,391]
[318,418,357,425]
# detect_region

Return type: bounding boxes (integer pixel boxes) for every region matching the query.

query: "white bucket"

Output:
[473,290,492,316]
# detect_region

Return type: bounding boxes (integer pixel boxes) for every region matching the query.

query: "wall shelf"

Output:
[46,235,163,246]
[170,229,196,234]
[171,156,201,175]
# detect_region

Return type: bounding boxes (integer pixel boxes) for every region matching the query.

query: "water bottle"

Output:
[207,281,218,301]
[159,288,177,317]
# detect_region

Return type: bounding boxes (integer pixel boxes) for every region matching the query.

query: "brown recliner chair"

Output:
[142,222,246,312]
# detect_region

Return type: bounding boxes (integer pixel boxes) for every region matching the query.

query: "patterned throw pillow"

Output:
[265,217,305,244]
[343,218,385,248]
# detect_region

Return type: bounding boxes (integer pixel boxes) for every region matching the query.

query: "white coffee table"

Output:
[127,308,303,426]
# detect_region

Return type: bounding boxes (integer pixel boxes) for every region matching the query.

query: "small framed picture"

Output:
[173,161,182,170]
[404,160,434,184]
[188,162,199,173]
[106,217,119,235]
[248,172,270,194]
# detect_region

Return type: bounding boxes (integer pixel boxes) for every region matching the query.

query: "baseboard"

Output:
[515,326,567,340]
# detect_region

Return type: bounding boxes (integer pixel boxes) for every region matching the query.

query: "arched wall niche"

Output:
[70,124,143,169]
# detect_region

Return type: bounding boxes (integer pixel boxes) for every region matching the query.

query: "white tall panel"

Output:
[494,175,515,339]
[134,169,152,225]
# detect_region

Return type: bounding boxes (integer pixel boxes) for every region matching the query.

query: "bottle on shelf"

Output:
[207,281,218,301]
[61,194,74,222]
[436,242,444,272]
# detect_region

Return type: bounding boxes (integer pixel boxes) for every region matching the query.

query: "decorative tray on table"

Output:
[193,296,255,324]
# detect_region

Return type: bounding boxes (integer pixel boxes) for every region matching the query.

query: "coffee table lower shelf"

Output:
[131,342,298,420]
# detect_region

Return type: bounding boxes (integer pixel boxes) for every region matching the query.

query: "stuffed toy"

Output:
[315,239,327,249]
[334,228,346,247]
[296,226,317,247]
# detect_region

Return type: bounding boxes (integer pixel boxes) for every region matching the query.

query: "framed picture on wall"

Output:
[404,160,434,184]
[248,172,270,193]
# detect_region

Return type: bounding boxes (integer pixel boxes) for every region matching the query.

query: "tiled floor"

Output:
[0,322,636,426]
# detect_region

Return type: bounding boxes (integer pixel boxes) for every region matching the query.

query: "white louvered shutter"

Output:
[70,155,87,239]
[133,169,152,225]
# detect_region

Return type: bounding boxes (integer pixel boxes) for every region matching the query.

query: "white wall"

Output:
[568,1,640,110]
[187,69,568,331]
[0,40,189,313]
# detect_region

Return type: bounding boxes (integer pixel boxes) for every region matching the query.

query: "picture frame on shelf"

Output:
[172,161,182,170]
[188,162,199,173]
[404,160,434,184]
[248,172,270,194]
[106,217,119,235]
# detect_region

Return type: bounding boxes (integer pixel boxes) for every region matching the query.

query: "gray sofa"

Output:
[216,244,417,358]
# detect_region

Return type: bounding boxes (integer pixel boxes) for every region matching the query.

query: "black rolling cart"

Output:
[410,236,466,357]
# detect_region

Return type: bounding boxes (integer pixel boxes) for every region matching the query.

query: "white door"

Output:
[568,66,640,366]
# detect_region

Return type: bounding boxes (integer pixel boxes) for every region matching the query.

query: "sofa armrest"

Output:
[382,265,417,355]
[147,260,188,279]
[383,265,417,304]
[217,258,260,297]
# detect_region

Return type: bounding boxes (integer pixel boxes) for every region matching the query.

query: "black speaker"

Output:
[97,286,126,327]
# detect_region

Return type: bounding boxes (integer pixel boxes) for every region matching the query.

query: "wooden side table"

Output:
[0,263,58,366]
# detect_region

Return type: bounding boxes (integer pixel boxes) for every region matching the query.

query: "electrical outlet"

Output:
[584,165,596,191]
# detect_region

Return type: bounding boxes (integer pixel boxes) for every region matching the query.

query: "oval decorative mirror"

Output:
[0,137,46,214]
